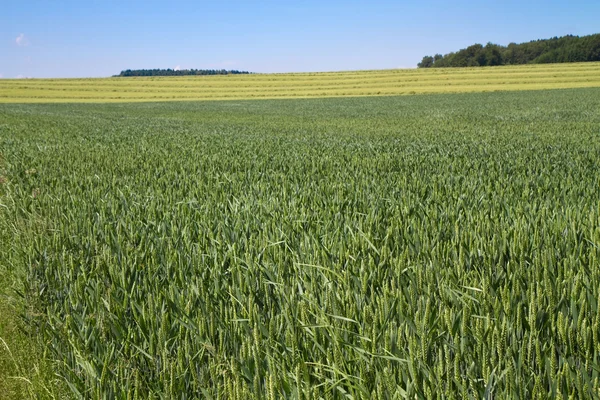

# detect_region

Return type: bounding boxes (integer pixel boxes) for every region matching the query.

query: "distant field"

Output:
[1,62,600,102]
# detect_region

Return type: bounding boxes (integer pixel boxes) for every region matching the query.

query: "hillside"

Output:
[418,33,600,68]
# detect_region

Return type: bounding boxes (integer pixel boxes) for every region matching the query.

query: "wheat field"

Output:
[2,88,600,398]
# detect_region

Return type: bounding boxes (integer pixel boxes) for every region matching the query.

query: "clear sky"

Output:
[1,0,599,78]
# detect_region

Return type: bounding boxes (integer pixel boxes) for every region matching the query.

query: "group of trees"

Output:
[115,69,251,77]
[418,33,600,68]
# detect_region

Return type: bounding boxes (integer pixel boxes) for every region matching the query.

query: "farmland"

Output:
[0,62,600,103]
[1,87,600,398]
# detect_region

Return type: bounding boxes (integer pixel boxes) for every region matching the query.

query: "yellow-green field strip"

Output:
[1,62,599,103]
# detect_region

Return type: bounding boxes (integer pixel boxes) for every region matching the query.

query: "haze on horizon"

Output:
[1,0,599,79]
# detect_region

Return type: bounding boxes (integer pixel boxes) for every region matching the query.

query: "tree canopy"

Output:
[115,69,251,77]
[418,33,600,68]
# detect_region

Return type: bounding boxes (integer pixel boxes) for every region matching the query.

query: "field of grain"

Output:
[1,62,600,103]
[1,88,600,398]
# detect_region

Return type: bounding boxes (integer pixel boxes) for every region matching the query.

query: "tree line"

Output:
[115,69,251,77]
[418,33,600,68]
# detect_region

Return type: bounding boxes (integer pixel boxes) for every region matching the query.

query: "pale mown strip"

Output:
[1,62,599,103]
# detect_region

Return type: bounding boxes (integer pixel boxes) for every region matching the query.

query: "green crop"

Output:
[1,88,600,398]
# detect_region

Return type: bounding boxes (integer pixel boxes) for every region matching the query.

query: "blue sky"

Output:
[1,0,599,78]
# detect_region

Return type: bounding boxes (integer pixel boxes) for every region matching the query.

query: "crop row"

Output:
[1,62,599,103]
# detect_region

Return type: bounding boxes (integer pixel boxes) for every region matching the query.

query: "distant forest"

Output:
[115,69,251,77]
[418,33,600,68]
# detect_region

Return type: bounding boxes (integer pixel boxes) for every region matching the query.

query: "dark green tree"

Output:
[417,56,435,68]
[417,33,600,68]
